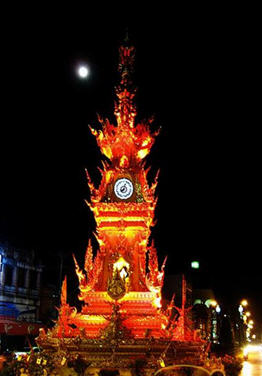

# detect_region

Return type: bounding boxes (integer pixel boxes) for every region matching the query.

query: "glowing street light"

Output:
[191,261,200,269]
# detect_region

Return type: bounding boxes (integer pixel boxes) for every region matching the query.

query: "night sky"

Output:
[0,12,261,330]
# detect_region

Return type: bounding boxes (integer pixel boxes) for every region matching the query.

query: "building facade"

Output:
[0,244,43,351]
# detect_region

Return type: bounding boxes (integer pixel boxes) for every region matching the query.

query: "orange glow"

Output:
[137,148,150,160]
[45,41,204,345]
[90,119,157,165]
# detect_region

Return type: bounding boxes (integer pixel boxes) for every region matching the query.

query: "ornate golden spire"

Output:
[114,37,137,129]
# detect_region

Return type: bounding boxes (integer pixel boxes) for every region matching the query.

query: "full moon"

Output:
[77,65,89,79]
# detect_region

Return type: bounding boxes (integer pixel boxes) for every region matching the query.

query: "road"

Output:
[240,345,262,376]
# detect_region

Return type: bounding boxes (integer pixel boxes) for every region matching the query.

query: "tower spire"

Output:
[118,29,135,86]
[114,36,137,128]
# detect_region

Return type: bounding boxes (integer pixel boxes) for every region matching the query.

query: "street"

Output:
[241,345,262,376]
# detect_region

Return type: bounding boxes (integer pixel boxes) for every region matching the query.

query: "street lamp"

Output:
[239,299,250,345]
[210,300,218,308]
[191,261,200,269]
[238,305,244,317]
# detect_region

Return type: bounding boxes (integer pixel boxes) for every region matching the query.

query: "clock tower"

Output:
[76,40,162,308]
[37,39,205,373]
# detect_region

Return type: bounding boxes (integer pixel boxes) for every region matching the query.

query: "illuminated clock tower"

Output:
[73,40,165,333]
[37,38,204,373]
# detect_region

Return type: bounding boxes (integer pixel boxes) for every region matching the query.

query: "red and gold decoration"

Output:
[29,38,223,375]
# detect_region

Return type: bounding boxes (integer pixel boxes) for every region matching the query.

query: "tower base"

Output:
[37,334,206,375]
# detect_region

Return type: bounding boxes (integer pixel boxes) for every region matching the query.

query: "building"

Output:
[0,243,44,351]
[164,274,221,344]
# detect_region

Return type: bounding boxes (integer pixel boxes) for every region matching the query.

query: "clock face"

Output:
[114,178,134,200]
